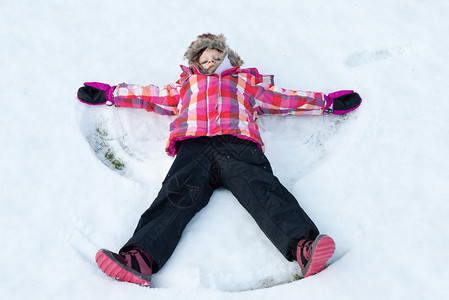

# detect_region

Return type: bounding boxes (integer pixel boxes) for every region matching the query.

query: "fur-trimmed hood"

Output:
[184,33,244,73]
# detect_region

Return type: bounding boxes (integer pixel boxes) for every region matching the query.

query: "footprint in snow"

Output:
[67,218,99,267]
[345,49,392,67]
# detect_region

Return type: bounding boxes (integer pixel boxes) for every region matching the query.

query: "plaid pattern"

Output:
[113,66,325,156]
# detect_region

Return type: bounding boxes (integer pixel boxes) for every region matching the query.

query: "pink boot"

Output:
[296,234,336,278]
[95,248,154,287]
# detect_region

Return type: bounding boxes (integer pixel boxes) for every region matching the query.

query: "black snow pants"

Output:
[121,135,319,272]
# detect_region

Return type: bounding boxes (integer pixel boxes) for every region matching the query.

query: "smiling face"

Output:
[198,48,223,74]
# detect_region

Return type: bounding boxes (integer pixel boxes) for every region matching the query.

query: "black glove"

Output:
[77,82,115,105]
[324,90,362,114]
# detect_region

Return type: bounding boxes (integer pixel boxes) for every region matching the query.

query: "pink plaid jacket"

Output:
[113,65,326,156]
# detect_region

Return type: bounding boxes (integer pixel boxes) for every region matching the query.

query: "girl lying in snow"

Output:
[78,33,361,287]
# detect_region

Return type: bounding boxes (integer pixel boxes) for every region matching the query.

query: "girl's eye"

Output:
[200,57,220,64]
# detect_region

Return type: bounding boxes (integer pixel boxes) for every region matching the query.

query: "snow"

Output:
[1,0,449,299]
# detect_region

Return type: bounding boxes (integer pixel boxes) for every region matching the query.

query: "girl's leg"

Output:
[120,138,217,272]
[217,138,319,261]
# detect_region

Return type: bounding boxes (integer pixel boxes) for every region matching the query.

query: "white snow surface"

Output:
[1,0,449,299]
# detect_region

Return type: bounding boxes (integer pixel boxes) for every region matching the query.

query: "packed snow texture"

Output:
[1,0,448,299]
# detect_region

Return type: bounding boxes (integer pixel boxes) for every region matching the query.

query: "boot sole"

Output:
[302,235,336,278]
[95,249,151,287]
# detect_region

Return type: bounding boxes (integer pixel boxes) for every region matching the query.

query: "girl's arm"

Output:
[77,81,181,116]
[113,82,180,116]
[252,82,326,116]
[252,83,361,116]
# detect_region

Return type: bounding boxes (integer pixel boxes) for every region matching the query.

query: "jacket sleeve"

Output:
[251,82,326,116]
[113,81,181,116]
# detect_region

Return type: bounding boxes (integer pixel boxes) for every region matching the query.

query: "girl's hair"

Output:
[184,33,244,70]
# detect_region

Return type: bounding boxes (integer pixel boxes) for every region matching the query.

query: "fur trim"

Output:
[184,33,244,73]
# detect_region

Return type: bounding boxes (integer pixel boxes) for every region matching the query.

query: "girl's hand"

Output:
[77,82,116,106]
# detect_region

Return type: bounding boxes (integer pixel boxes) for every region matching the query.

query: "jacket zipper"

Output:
[205,76,209,134]
[218,75,222,134]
